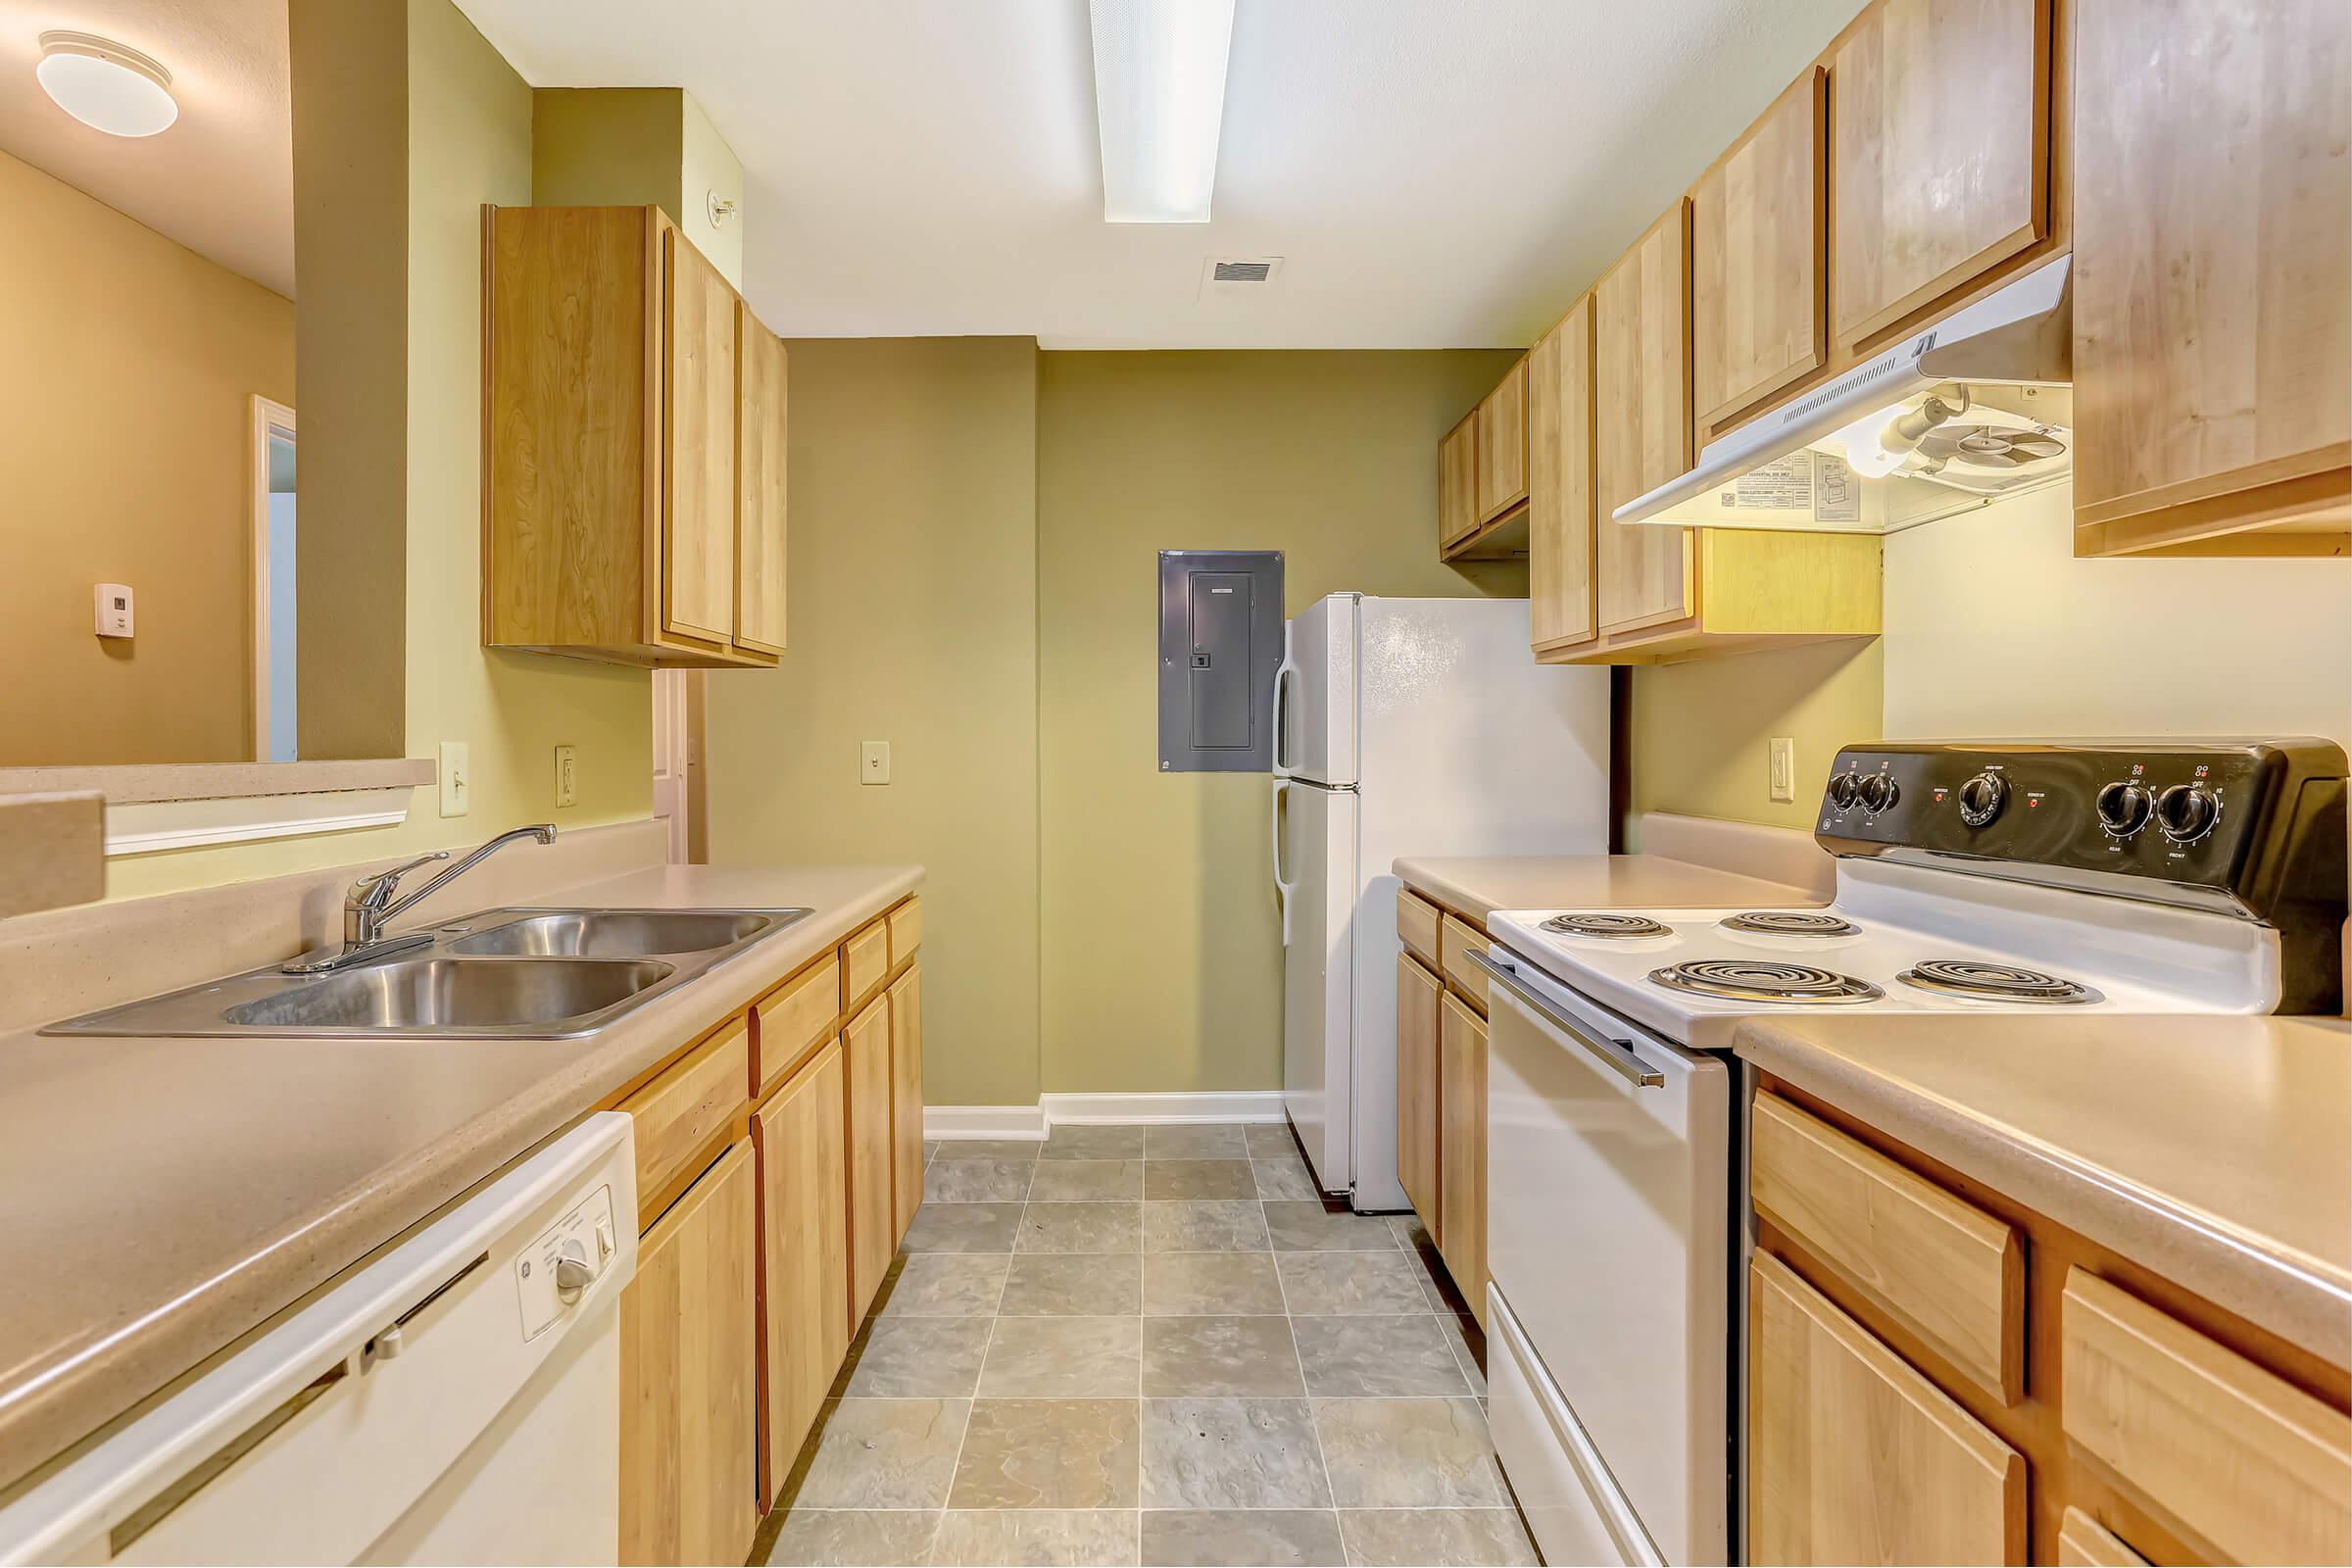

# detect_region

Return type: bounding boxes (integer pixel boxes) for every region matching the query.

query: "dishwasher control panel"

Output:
[516,1182,616,1340]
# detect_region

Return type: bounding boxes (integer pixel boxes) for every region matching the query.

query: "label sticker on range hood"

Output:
[1721,452,1861,521]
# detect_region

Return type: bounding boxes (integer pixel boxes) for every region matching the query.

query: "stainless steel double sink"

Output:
[43,907,812,1040]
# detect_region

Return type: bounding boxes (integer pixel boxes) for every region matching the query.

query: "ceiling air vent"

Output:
[1212,260,1272,282]
[1199,255,1285,297]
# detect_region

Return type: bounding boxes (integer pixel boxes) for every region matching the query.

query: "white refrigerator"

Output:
[1273,594,1610,1211]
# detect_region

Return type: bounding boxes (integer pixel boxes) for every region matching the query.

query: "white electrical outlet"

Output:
[860,741,891,786]
[439,741,470,817]
[555,745,578,808]
[1769,737,1796,804]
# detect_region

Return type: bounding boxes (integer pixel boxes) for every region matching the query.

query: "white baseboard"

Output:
[926,1090,1288,1140]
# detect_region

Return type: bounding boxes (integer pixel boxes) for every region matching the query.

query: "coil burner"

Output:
[1717,911,1860,938]
[1897,959,2101,1004]
[1540,912,1673,940]
[1645,959,1883,1005]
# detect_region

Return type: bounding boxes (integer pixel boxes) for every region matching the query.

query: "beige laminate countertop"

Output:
[1394,854,1823,924]
[0,861,919,1495]
[1737,1012,2352,1367]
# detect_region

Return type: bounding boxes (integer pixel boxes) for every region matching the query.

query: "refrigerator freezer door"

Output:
[1281,780,1356,1196]
[1281,594,1357,787]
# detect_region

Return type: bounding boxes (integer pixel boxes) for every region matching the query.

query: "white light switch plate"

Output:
[555,745,577,808]
[1768,737,1795,804]
[439,741,470,817]
[860,741,890,786]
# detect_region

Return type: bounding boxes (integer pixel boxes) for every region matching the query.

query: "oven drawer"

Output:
[1488,1284,1662,1567]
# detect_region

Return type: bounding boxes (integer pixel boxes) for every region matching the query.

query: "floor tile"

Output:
[1040,1124,1148,1160]
[1435,1312,1487,1396]
[876,1253,1009,1317]
[979,1315,1143,1396]
[835,1315,993,1396]
[1143,1251,1285,1316]
[1139,1396,1330,1508]
[1143,1200,1270,1252]
[1263,1200,1400,1252]
[924,1140,943,1159]
[761,1508,941,1567]
[902,1201,1024,1253]
[1146,1123,1249,1159]
[1311,1398,1501,1508]
[1293,1315,1469,1396]
[1244,1122,1303,1158]
[1274,1252,1435,1316]
[1146,1158,1257,1200]
[1338,1508,1539,1566]
[931,1509,1140,1566]
[1250,1156,1321,1200]
[932,1139,1045,1161]
[1142,1315,1304,1396]
[1027,1158,1145,1200]
[1018,1201,1142,1253]
[948,1398,1141,1508]
[924,1157,1037,1202]
[1002,1252,1143,1316]
[1140,1509,1345,1567]
[782,1397,970,1510]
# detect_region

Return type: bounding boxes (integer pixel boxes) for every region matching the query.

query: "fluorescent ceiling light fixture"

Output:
[1089,0,1236,222]
[37,32,177,137]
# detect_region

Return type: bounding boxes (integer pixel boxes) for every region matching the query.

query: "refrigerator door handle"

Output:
[1270,777,1295,947]
[1271,649,1298,775]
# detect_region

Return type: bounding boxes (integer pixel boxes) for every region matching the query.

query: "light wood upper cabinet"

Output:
[1439,410,1480,549]
[1475,359,1530,522]
[733,306,789,655]
[1527,298,1596,656]
[1396,954,1441,1240]
[1439,990,1488,1330]
[1830,0,2048,349]
[1594,199,1696,637]
[754,1040,850,1499]
[620,1140,759,1568]
[2070,0,2351,556]
[662,228,737,647]
[1749,1251,2025,1565]
[1693,68,1826,426]
[844,992,894,1328]
[889,962,925,1242]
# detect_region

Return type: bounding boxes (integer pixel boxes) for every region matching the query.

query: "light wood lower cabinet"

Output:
[889,962,925,1241]
[1749,1250,2026,1566]
[1396,955,1442,1239]
[1438,990,1488,1331]
[617,1016,751,1232]
[754,1039,850,1500]
[620,1140,760,1568]
[844,992,894,1327]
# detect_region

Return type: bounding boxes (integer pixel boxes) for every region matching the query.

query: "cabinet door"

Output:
[1748,1251,2025,1565]
[1475,359,1529,521]
[1594,200,1695,635]
[1438,991,1487,1328]
[1527,298,1595,654]
[620,1139,759,1568]
[1439,411,1480,548]
[734,305,788,655]
[1831,0,2047,348]
[844,992,894,1327]
[889,962,925,1243]
[662,227,738,646]
[1693,67,1826,425]
[756,1041,850,1495]
[2072,0,2350,544]
[1396,955,1442,1239]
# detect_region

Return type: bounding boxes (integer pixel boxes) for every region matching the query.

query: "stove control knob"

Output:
[2095,781,2152,837]
[1957,772,2007,828]
[2154,783,2220,844]
[1859,774,1900,812]
[1826,773,1860,808]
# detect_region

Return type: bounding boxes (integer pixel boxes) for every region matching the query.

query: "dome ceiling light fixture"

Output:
[36,31,178,138]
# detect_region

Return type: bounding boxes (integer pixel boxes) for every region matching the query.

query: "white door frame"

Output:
[651,669,699,863]
[249,396,297,761]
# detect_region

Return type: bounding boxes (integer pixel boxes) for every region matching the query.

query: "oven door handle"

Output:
[1466,948,1665,1090]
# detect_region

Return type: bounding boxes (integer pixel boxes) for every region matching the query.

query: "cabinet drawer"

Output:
[754,954,839,1100]
[841,918,889,1011]
[2061,1268,2352,1565]
[1396,889,1442,968]
[619,1016,751,1231]
[1438,915,1489,1012]
[887,896,922,969]
[1751,1092,2022,1402]
[2057,1508,2148,1568]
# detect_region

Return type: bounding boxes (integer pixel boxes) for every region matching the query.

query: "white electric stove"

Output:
[1477,739,2348,1568]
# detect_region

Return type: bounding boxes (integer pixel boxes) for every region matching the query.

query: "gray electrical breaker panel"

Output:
[1157,550,1284,772]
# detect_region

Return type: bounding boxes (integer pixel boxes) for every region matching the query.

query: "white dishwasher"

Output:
[1,1112,638,1566]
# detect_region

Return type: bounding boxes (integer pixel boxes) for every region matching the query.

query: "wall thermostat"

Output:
[94,583,133,638]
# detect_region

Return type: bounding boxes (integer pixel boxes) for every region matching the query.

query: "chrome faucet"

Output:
[284,825,558,974]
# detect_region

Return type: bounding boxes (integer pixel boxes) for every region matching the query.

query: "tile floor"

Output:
[755,1122,1537,1568]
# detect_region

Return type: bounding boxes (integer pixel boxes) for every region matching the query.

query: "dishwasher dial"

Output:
[555,1240,598,1304]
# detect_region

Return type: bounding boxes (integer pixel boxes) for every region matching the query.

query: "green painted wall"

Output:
[530,87,744,290]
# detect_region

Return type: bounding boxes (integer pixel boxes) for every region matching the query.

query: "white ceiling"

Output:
[458,0,1859,349]
[0,0,292,297]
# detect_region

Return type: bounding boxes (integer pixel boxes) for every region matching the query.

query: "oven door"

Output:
[1475,947,1731,1567]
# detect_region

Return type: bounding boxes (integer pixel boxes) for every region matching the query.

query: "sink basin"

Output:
[449,910,772,957]
[220,957,672,1031]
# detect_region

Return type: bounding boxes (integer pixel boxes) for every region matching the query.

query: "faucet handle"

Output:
[354,851,449,906]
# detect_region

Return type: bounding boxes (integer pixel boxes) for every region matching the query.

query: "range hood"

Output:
[1619,254,2073,536]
